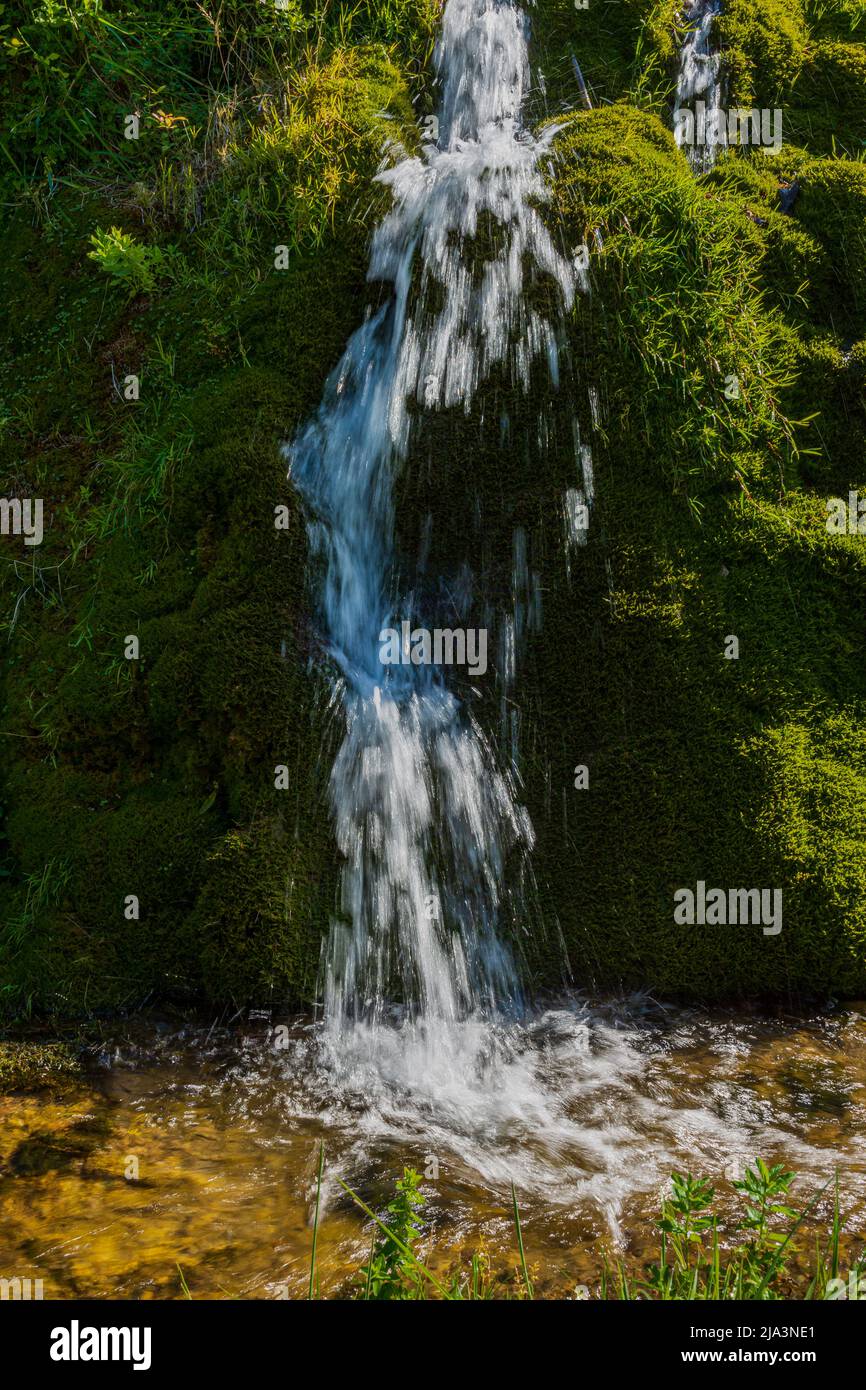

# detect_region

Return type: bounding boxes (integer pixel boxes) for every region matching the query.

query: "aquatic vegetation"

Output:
[340,1160,866,1301]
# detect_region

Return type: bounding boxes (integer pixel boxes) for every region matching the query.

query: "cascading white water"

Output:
[287,0,581,1074]
[673,0,725,173]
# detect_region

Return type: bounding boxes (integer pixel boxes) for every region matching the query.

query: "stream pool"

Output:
[2,996,865,1299]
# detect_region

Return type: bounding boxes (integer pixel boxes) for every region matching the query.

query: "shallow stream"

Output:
[2,997,865,1298]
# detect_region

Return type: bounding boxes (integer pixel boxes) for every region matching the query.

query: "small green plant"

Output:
[338,1161,863,1301]
[87,227,166,298]
[338,1168,534,1300]
[355,1167,427,1300]
[659,1171,717,1262]
[2,856,72,955]
[617,1159,861,1301]
[733,1158,800,1293]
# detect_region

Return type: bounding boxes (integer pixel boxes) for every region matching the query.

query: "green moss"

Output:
[530,0,679,116]
[195,815,332,1007]
[787,158,866,324]
[0,1041,83,1094]
[794,40,866,149]
[0,29,418,1020]
[804,0,866,42]
[745,718,866,991]
[719,0,866,155]
[518,102,866,996]
[720,0,810,108]
[391,92,866,999]
[4,0,866,1017]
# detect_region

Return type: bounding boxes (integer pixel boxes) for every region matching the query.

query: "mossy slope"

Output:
[2,0,866,1016]
[523,1,866,996]
[0,4,429,1019]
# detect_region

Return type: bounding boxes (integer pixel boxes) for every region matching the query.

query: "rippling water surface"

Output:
[2,997,865,1298]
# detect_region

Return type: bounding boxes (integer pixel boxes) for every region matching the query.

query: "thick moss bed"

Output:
[1,0,866,1016]
[0,3,429,1019]
[534,90,866,995]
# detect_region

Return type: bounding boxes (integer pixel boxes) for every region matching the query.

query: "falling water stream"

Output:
[673,0,725,172]
[287,0,582,1088]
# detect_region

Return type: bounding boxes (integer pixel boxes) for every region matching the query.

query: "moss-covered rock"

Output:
[387,88,866,999]
[720,0,810,107]
[718,0,866,154]
[3,0,866,1017]
[516,101,866,997]
[0,24,421,1019]
[0,1042,83,1094]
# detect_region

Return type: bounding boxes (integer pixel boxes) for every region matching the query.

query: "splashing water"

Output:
[6,1002,866,1297]
[673,0,725,173]
[287,0,581,1075]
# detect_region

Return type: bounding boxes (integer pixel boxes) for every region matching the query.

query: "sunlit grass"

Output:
[326,1160,866,1301]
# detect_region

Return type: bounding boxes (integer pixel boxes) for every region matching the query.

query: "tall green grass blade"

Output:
[308,1141,325,1300]
[335,1175,451,1299]
[511,1183,533,1299]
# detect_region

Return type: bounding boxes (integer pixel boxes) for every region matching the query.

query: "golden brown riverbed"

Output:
[1,998,865,1298]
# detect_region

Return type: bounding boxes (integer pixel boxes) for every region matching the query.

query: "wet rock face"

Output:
[2,0,866,1017]
[387,72,866,999]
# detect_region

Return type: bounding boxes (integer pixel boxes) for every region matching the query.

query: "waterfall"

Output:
[673,0,725,173]
[286,0,581,1069]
